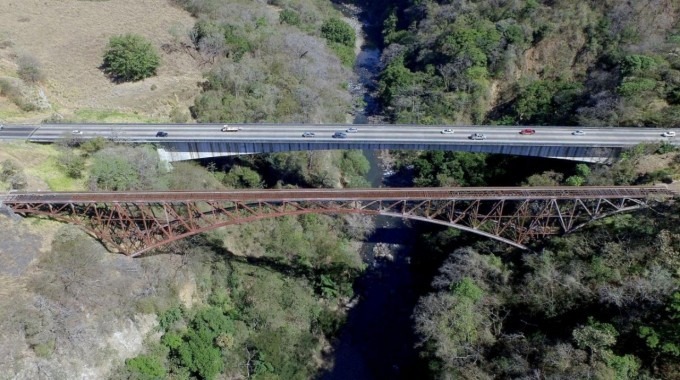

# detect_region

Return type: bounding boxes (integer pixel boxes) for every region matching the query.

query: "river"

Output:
[319,6,429,379]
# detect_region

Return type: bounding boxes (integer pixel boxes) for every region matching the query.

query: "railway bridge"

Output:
[1,186,675,257]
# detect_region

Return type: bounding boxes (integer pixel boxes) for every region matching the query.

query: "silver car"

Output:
[469,133,486,140]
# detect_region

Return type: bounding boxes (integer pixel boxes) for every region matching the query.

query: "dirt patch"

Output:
[635,152,678,175]
[0,0,203,122]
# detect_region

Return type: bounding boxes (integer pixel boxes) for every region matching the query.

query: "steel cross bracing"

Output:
[1,186,675,257]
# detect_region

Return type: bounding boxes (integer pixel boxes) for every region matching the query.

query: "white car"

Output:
[662,131,676,137]
[71,130,83,135]
[572,130,586,136]
[346,127,359,133]
[441,129,454,134]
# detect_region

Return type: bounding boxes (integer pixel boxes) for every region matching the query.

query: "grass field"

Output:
[0,142,84,191]
[0,0,203,123]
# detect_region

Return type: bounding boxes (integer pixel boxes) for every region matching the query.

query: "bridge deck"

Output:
[2,186,675,204]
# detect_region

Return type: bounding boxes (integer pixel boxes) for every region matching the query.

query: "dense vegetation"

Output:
[375,0,680,127]
[410,204,680,379]
[170,0,353,123]
[361,0,680,378]
[115,213,362,380]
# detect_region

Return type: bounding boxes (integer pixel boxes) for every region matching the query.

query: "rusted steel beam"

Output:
[1,186,675,204]
[2,186,673,256]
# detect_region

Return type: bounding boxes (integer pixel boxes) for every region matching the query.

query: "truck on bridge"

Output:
[220,125,241,132]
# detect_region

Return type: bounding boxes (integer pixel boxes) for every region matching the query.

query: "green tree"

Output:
[125,355,166,380]
[639,291,680,357]
[573,319,618,361]
[621,55,658,77]
[321,18,355,47]
[88,155,141,190]
[102,34,160,82]
[223,165,263,188]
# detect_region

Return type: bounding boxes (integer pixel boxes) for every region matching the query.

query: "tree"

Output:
[125,355,166,380]
[58,150,85,179]
[223,165,263,188]
[17,54,45,83]
[321,18,355,47]
[102,34,160,82]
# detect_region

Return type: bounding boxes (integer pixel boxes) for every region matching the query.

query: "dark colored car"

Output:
[519,128,536,135]
[332,132,347,139]
[156,131,168,137]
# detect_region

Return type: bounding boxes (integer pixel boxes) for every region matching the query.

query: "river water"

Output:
[319,7,428,379]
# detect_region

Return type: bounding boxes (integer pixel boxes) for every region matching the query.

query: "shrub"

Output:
[17,54,45,83]
[0,159,20,182]
[57,150,85,179]
[125,355,166,379]
[321,18,355,47]
[618,77,658,97]
[0,79,36,111]
[102,34,160,82]
[621,55,657,77]
[279,9,301,26]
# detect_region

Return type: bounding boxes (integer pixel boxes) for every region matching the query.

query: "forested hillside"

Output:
[3,0,680,379]
[376,0,680,127]
[171,0,353,123]
[365,0,680,378]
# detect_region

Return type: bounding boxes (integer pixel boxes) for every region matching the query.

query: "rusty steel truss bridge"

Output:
[0,186,676,257]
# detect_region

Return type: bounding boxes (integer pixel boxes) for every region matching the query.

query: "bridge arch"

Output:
[3,187,669,257]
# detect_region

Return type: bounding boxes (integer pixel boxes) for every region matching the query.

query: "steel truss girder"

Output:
[4,195,657,257]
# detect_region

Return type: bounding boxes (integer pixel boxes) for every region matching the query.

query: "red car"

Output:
[519,128,536,135]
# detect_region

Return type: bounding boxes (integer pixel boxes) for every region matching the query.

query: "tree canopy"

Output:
[102,34,160,82]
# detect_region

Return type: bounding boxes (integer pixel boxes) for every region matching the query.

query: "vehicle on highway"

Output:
[662,131,676,137]
[71,130,83,135]
[221,125,241,132]
[346,127,359,133]
[441,129,454,134]
[156,131,168,137]
[0,124,3,130]
[519,128,536,135]
[469,133,486,140]
[333,132,347,139]
[302,132,316,137]
[572,130,586,136]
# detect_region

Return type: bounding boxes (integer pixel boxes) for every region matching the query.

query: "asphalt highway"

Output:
[0,123,678,147]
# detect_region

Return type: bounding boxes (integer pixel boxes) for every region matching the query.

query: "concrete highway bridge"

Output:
[1,186,675,256]
[1,123,678,163]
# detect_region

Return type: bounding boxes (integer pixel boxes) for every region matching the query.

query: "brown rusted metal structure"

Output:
[1,186,675,257]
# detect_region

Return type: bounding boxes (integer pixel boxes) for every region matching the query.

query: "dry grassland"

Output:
[0,0,203,122]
